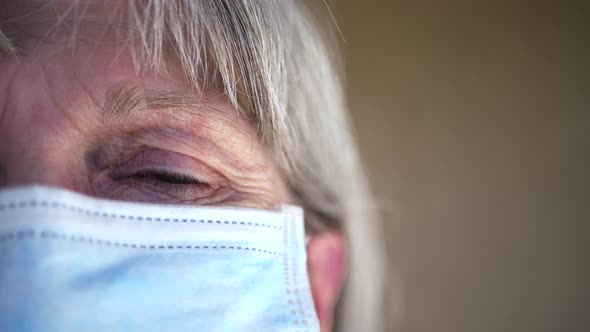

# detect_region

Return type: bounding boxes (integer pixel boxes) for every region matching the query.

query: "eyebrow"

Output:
[104,84,212,117]
[100,84,254,166]
[101,83,248,130]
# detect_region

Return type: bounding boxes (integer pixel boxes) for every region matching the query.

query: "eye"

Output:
[129,169,206,186]
[88,147,230,204]
[111,166,215,194]
[113,167,214,195]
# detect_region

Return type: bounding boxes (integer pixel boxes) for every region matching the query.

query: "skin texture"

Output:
[0,6,345,331]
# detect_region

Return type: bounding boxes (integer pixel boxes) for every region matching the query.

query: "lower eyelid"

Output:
[108,175,217,199]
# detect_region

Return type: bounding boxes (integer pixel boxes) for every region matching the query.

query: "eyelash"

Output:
[115,168,213,193]
[131,169,203,185]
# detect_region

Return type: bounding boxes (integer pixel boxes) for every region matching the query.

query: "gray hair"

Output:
[1,1,384,330]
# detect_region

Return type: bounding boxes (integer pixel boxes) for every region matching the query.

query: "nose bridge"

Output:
[0,120,88,193]
[0,42,95,195]
[0,82,93,195]
[2,135,60,188]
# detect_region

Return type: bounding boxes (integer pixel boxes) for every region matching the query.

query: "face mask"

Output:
[0,185,319,332]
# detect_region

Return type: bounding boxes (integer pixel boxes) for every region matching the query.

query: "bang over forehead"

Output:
[1,0,293,149]
[123,0,290,144]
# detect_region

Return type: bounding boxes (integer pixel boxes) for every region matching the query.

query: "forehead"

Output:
[0,1,253,136]
[1,0,289,148]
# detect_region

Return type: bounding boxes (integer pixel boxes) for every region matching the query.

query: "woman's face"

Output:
[0,6,345,331]
[0,36,289,208]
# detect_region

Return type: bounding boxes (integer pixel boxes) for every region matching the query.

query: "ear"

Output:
[307,231,346,332]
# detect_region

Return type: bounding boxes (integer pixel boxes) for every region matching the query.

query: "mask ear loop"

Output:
[305,235,311,246]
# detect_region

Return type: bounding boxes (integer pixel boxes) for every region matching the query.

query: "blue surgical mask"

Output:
[0,186,319,332]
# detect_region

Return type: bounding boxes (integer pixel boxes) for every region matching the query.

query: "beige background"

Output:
[336,1,589,331]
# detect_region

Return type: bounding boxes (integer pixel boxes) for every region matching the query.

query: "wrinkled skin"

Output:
[0,2,345,331]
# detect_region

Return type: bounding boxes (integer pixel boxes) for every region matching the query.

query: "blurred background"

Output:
[334,1,589,331]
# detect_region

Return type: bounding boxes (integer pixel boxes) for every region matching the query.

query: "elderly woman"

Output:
[0,1,383,331]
